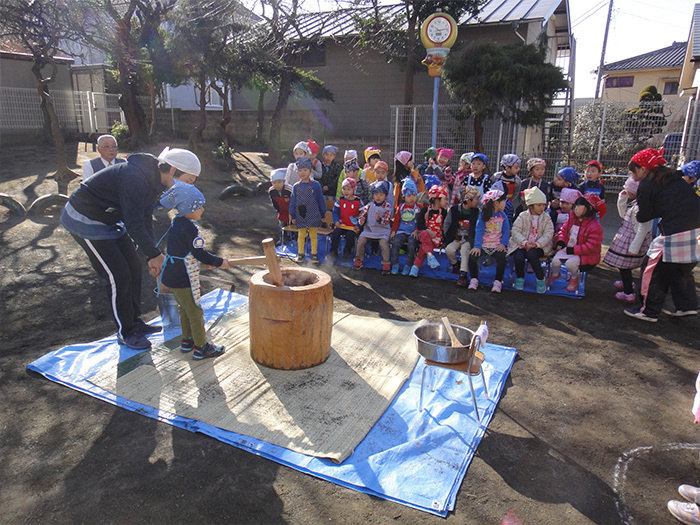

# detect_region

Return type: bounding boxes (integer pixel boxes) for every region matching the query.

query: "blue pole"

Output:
[432,76,439,148]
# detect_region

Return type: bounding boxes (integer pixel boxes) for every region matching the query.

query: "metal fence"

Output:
[391,99,698,194]
[0,87,125,134]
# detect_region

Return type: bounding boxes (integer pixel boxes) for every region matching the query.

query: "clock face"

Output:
[426,16,452,43]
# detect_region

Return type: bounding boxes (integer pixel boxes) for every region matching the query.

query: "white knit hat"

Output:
[158,147,201,176]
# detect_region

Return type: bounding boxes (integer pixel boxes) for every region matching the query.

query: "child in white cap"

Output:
[157,147,201,184]
[268,168,293,246]
[285,141,314,187]
[508,187,553,293]
[160,183,230,360]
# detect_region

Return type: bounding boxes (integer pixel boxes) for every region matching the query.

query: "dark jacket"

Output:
[68,153,166,259]
[636,171,700,235]
[443,204,479,246]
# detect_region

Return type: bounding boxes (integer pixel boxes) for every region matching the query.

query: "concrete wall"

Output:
[0,52,74,90]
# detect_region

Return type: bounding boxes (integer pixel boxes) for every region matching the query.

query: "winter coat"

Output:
[507,210,554,256]
[556,213,604,266]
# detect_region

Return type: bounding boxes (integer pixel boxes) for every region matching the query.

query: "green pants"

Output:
[170,287,207,347]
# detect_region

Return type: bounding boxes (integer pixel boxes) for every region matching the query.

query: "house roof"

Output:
[287,0,566,40]
[601,41,687,73]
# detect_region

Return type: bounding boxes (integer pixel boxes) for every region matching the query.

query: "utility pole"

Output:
[594,0,614,100]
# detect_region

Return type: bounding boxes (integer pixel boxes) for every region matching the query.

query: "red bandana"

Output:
[631,148,666,170]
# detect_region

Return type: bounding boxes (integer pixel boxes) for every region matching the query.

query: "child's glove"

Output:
[566,247,575,255]
[556,240,565,250]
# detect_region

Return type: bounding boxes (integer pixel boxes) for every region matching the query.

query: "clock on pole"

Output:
[420,12,458,147]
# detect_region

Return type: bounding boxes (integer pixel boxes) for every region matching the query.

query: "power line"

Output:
[616,10,689,30]
[572,0,608,27]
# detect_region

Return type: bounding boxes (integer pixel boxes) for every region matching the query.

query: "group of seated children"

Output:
[268,141,611,294]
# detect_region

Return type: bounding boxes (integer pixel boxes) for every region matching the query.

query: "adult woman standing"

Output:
[623,148,700,322]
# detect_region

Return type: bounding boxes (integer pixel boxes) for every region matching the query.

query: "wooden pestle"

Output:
[262,238,284,286]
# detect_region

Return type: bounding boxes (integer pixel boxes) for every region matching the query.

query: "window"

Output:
[291,44,326,67]
[663,81,679,95]
[605,76,634,88]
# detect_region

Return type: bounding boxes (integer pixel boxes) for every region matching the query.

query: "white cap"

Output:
[270,168,286,182]
[158,147,201,177]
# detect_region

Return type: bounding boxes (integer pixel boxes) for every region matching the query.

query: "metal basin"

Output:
[414,323,473,364]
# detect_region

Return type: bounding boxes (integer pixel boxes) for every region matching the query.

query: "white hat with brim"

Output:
[158,147,201,177]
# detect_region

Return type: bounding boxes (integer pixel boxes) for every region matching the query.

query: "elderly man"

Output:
[61,147,202,350]
[82,134,126,180]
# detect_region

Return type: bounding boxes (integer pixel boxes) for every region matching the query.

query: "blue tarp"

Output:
[277,237,585,298]
[27,290,517,517]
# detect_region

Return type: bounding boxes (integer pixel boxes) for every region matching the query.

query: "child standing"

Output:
[445,152,473,206]
[549,193,606,292]
[290,157,326,263]
[468,190,510,293]
[354,181,393,273]
[491,154,522,223]
[579,160,606,200]
[463,153,492,198]
[408,185,448,277]
[320,145,343,200]
[392,151,426,209]
[335,149,358,197]
[508,187,553,294]
[550,187,581,235]
[444,185,481,287]
[268,168,293,246]
[390,178,422,275]
[603,176,652,302]
[329,178,362,262]
[160,184,228,359]
[515,157,550,215]
[362,147,382,184]
[285,141,313,187]
[306,140,323,180]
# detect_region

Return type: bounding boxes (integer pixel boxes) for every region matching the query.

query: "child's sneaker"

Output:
[468,278,479,290]
[491,280,502,293]
[401,265,411,276]
[381,263,391,274]
[546,272,561,286]
[193,342,225,360]
[536,279,546,294]
[310,254,320,263]
[614,280,636,291]
[180,338,194,353]
[456,272,468,287]
[566,277,579,292]
[353,259,363,270]
[296,253,305,262]
[451,262,460,274]
[426,253,440,269]
[667,500,700,524]
[615,291,635,303]
[514,277,525,290]
[409,265,420,278]
[679,484,700,502]
[390,263,400,275]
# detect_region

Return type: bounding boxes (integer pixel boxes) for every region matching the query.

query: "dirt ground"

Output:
[1,141,699,524]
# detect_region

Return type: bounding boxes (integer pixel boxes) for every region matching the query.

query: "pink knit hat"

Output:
[394,151,412,167]
[436,148,454,160]
[560,187,582,204]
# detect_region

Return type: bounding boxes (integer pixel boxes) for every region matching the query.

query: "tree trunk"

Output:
[211,82,231,147]
[255,87,267,146]
[190,71,208,149]
[404,10,418,105]
[269,69,293,166]
[474,116,484,154]
[147,79,157,136]
[31,60,78,195]
[116,18,147,147]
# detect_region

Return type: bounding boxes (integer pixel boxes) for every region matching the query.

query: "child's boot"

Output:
[536,279,547,294]
[491,280,503,293]
[456,271,468,287]
[401,265,411,276]
[390,263,400,275]
[566,276,579,292]
[426,253,440,269]
[468,278,479,290]
[296,252,305,263]
[353,258,363,270]
[547,272,560,286]
[381,263,391,275]
[193,342,225,360]
[409,265,420,278]
[514,277,525,290]
[311,253,320,263]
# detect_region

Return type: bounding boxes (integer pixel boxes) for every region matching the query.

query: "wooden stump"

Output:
[249,267,333,370]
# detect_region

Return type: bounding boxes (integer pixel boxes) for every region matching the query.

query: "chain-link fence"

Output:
[391,99,697,194]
